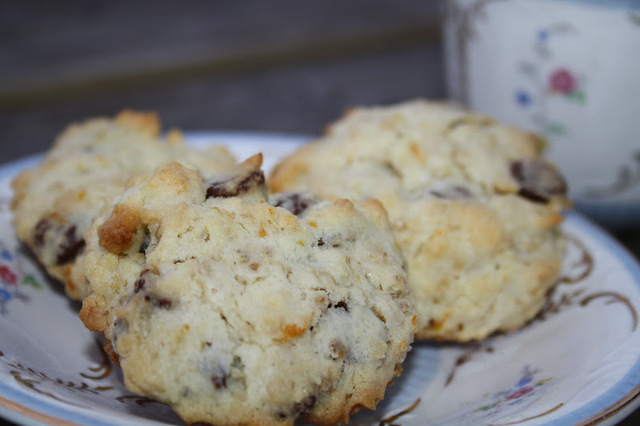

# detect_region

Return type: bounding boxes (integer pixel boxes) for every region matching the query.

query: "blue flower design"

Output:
[538,29,549,42]
[516,375,534,387]
[0,288,12,314]
[515,90,533,108]
[0,247,12,261]
[0,288,11,301]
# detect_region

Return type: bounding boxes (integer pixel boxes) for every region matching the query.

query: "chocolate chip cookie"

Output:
[270,99,569,341]
[79,156,416,425]
[11,110,235,299]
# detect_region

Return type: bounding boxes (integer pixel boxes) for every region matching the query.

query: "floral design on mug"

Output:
[548,68,586,104]
[549,68,575,94]
[514,24,587,137]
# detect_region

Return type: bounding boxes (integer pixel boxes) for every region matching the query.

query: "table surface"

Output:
[1,1,639,424]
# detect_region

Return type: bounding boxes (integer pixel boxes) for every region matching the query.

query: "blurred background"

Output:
[1,0,639,424]
[0,0,444,163]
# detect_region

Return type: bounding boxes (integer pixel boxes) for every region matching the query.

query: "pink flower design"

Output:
[549,68,576,94]
[506,386,534,400]
[0,265,17,285]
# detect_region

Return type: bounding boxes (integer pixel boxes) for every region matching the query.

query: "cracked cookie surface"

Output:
[79,156,415,425]
[10,110,235,299]
[270,99,569,341]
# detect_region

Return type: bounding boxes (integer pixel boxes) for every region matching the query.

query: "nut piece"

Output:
[98,204,141,254]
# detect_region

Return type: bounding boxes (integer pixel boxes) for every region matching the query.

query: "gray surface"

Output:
[0,0,441,100]
[0,44,444,164]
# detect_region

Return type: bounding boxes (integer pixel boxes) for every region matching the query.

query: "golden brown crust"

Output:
[268,143,316,193]
[102,338,120,366]
[114,109,161,136]
[98,205,141,255]
[79,293,109,333]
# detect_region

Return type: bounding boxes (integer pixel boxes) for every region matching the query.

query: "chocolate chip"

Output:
[327,301,349,312]
[34,218,51,246]
[211,372,227,390]
[156,298,172,309]
[333,301,348,312]
[144,294,173,309]
[510,159,567,203]
[206,170,265,199]
[518,188,549,203]
[291,394,316,417]
[271,192,320,216]
[56,225,85,264]
[206,182,229,198]
[316,238,325,247]
[134,269,152,293]
[139,231,150,253]
[134,277,146,293]
[34,219,86,264]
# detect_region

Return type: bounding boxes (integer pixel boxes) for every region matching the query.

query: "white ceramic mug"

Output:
[444,0,640,229]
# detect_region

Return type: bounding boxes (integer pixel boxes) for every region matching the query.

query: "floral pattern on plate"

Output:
[0,242,42,315]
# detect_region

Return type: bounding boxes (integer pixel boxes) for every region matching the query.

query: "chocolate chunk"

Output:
[156,298,172,309]
[134,277,146,293]
[271,192,320,216]
[211,372,227,390]
[139,231,150,253]
[144,294,173,309]
[510,159,567,203]
[34,219,85,264]
[330,301,349,312]
[134,269,152,293]
[291,394,317,417]
[56,225,85,264]
[34,218,51,246]
[518,188,549,203]
[206,170,265,199]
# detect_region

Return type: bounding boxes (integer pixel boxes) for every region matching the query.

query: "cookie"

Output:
[270,99,569,341]
[79,156,416,425]
[10,110,235,300]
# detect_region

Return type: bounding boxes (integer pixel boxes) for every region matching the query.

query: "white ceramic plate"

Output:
[1,132,640,426]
